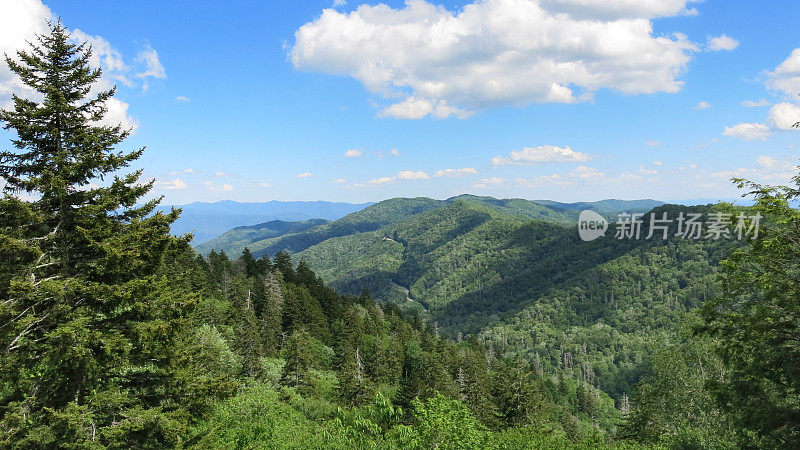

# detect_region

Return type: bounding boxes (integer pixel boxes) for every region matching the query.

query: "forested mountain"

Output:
[157,200,372,243]
[2,23,798,449]
[201,195,662,258]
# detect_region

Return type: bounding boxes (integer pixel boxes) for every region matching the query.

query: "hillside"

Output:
[194,218,328,256]
[280,200,742,413]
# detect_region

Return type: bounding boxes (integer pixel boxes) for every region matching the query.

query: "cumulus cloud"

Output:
[706,34,739,51]
[377,97,474,120]
[695,101,712,109]
[766,47,800,97]
[296,172,313,178]
[259,182,271,188]
[183,168,195,174]
[434,167,478,177]
[397,170,430,180]
[331,178,347,183]
[537,0,698,20]
[389,148,400,156]
[645,140,660,147]
[492,145,593,166]
[723,123,771,141]
[290,0,700,119]
[741,98,770,107]
[343,149,362,157]
[767,102,800,131]
[160,178,187,190]
[368,169,430,184]
[176,96,191,102]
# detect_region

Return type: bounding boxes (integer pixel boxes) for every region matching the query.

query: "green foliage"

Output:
[698,173,800,447]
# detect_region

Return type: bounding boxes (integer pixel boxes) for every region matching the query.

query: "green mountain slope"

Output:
[195,218,329,256]
[288,201,743,413]
[247,197,445,258]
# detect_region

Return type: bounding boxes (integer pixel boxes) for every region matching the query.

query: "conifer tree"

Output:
[0,22,194,446]
[259,268,284,355]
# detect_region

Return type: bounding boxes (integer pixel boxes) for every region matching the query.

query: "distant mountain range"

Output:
[154,200,373,244]
[195,195,664,257]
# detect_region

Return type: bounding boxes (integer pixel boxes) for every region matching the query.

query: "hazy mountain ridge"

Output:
[157,200,373,244]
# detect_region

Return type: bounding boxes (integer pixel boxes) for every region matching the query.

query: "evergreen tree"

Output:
[280,329,316,391]
[238,247,259,278]
[259,268,284,355]
[273,251,294,282]
[235,293,266,377]
[0,22,193,447]
[338,347,369,406]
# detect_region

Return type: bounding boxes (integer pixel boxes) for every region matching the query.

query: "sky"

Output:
[1,0,799,205]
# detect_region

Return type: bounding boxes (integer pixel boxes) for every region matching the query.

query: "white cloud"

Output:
[377,97,474,120]
[160,178,187,190]
[369,176,394,185]
[203,181,213,187]
[757,155,777,169]
[97,97,140,131]
[296,172,313,178]
[331,178,347,183]
[397,170,430,180]
[537,0,698,20]
[215,171,228,177]
[222,184,233,191]
[368,169,430,184]
[259,182,271,188]
[434,167,478,177]
[389,148,400,156]
[742,98,770,107]
[343,149,362,157]
[706,35,739,51]
[333,0,347,6]
[723,122,771,141]
[653,160,663,166]
[766,47,800,97]
[492,145,593,166]
[767,102,800,131]
[134,45,166,91]
[176,96,191,102]
[183,168,195,174]
[645,140,660,147]
[291,0,699,119]
[695,101,712,109]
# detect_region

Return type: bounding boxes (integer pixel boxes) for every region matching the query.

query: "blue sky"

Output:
[1,0,799,204]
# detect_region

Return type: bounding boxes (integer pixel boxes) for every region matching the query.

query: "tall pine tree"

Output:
[0,22,194,447]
